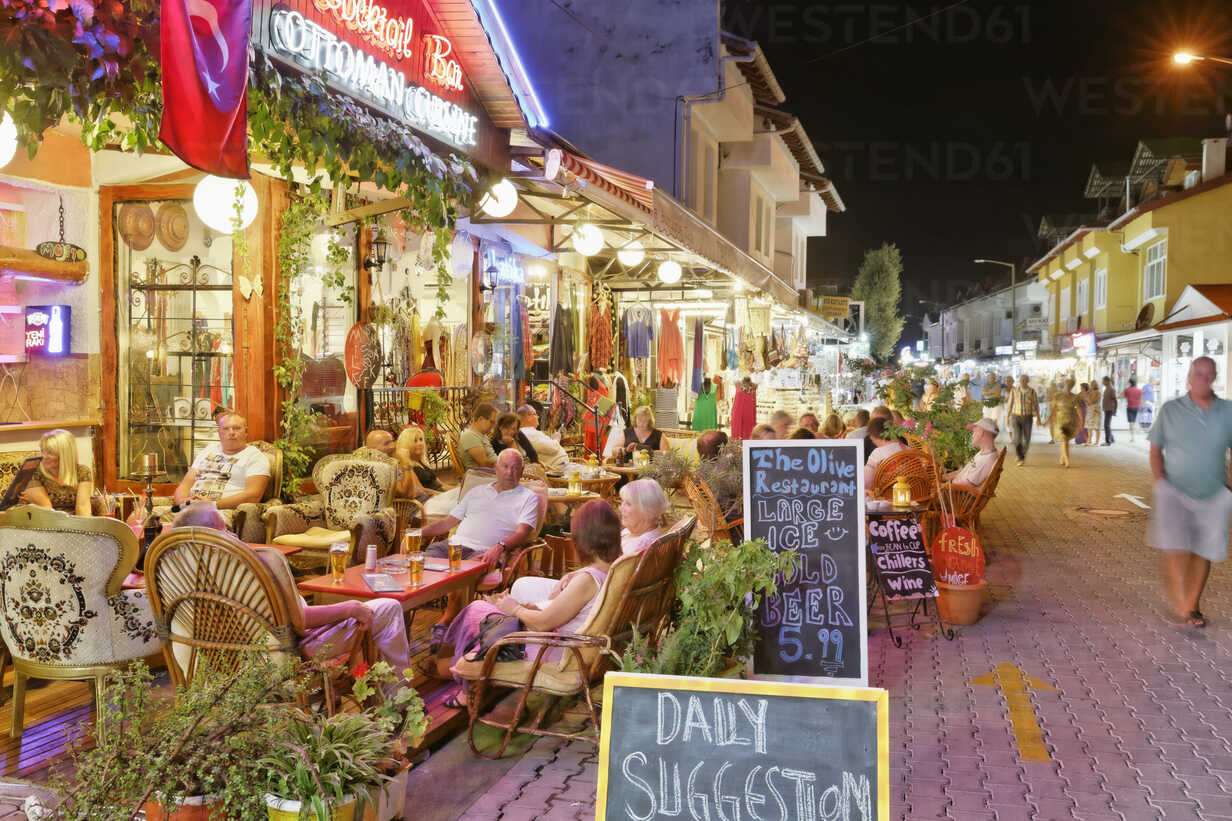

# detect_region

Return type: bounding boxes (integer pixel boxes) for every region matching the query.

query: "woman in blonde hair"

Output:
[394,425,443,501]
[21,429,93,515]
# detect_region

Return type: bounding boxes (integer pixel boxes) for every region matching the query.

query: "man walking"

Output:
[1101,376,1118,445]
[1148,356,1232,628]
[1007,375,1043,466]
[1124,378,1143,442]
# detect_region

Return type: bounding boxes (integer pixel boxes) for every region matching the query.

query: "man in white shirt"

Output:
[517,404,569,471]
[864,417,907,488]
[846,408,871,440]
[419,449,541,649]
[944,418,1000,490]
[163,413,270,541]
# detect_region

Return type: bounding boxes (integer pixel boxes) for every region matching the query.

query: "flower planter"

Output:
[144,796,222,821]
[935,580,986,626]
[266,794,357,821]
[363,765,412,821]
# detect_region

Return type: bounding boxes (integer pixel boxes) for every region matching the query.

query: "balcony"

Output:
[722,131,799,200]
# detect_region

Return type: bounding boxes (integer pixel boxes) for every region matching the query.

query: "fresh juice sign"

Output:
[931,526,985,585]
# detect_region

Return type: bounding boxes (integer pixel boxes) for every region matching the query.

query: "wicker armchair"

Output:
[871,448,940,500]
[263,457,398,572]
[939,448,1007,534]
[683,474,743,545]
[446,436,466,476]
[902,433,928,452]
[0,506,158,739]
[457,515,695,758]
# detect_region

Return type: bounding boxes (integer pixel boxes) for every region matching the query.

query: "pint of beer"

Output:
[329,542,349,583]
[448,540,463,571]
[408,551,425,586]
[403,528,423,556]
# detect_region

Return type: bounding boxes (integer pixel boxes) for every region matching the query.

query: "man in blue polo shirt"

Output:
[1147,356,1232,628]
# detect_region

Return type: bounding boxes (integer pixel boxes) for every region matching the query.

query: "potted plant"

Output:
[48,659,291,821]
[619,538,796,678]
[347,663,429,821]
[640,448,694,490]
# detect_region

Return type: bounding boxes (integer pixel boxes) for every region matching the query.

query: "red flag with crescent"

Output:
[159,0,252,178]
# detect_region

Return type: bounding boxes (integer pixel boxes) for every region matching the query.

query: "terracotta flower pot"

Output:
[143,795,223,821]
[266,794,357,821]
[936,580,986,626]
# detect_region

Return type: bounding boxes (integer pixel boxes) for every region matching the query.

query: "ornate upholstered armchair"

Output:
[263,456,398,572]
[0,505,158,739]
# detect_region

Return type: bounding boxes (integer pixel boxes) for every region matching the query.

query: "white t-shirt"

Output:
[864,441,907,487]
[189,444,270,501]
[846,426,868,440]
[954,449,998,489]
[448,483,540,551]
[522,427,569,471]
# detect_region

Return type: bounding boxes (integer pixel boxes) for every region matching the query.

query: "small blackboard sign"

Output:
[743,440,867,685]
[867,515,938,600]
[597,672,889,821]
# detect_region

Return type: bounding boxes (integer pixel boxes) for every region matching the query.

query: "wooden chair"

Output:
[458,516,695,758]
[541,533,580,578]
[0,506,159,739]
[902,432,928,452]
[683,474,743,545]
[871,448,940,500]
[446,435,466,477]
[144,527,371,712]
[944,447,1008,534]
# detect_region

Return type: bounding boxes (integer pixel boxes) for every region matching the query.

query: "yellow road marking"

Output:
[970,662,1056,762]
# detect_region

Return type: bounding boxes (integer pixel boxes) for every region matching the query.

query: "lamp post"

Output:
[974,258,1017,351]
[1173,51,1232,67]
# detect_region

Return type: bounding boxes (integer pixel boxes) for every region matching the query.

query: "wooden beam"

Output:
[0,246,88,283]
[326,196,415,227]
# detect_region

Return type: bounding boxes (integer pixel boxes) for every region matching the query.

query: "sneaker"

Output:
[1016,459,1024,466]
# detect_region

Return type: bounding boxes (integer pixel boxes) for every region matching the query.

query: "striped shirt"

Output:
[1007,387,1040,417]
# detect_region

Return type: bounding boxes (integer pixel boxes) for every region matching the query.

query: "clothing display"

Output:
[690,317,703,393]
[655,386,678,429]
[622,303,654,359]
[657,309,684,386]
[511,299,529,381]
[731,385,757,440]
[691,387,718,431]
[588,297,614,371]
[550,305,577,375]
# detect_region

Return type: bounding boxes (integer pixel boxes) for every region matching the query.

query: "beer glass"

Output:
[408,551,425,587]
[448,540,463,572]
[329,542,349,584]
[403,528,422,556]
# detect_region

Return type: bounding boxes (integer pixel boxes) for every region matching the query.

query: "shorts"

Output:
[1148,480,1232,563]
[1126,407,1139,423]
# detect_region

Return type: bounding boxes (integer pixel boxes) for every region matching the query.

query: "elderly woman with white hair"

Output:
[619,478,670,556]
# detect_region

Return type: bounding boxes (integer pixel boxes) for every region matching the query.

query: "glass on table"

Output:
[402,528,422,556]
[408,551,425,587]
[448,540,463,572]
[329,541,349,584]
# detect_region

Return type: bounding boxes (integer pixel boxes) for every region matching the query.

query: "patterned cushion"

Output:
[316,459,396,531]
[272,526,351,549]
[0,530,156,667]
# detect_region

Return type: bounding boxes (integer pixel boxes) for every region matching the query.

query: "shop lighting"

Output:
[0,113,16,169]
[364,227,390,270]
[570,223,604,257]
[657,259,682,284]
[193,176,258,235]
[616,239,645,267]
[479,179,518,218]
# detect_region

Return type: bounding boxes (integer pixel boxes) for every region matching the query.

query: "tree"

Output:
[851,243,906,361]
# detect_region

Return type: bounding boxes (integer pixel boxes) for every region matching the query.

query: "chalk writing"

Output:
[867,515,938,601]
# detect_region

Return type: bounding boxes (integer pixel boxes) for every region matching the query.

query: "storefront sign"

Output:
[1022,317,1048,331]
[24,305,70,356]
[995,345,1013,356]
[821,296,851,321]
[743,440,867,685]
[1070,331,1096,358]
[868,516,937,600]
[1015,339,1038,351]
[596,672,889,821]
[260,0,480,150]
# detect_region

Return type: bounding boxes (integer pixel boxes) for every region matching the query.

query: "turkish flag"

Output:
[159,0,252,178]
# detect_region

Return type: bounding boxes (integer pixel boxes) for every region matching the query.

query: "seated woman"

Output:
[820,413,846,439]
[21,428,93,515]
[490,412,539,465]
[605,405,671,457]
[438,499,620,707]
[395,425,444,500]
[619,478,670,556]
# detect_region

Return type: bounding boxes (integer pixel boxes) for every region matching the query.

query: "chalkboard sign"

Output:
[597,672,889,821]
[743,440,867,685]
[867,515,938,600]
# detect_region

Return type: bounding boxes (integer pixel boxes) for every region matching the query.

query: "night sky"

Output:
[723,0,1232,310]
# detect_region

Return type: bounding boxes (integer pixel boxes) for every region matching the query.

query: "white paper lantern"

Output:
[657,259,682,285]
[570,223,604,257]
[193,176,258,235]
[0,113,17,169]
[479,178,518,218]
[616,239,645,267]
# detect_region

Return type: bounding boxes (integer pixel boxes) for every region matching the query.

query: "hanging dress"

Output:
[692,387,718,431]
[588,299,614,371]
[731,385,757,440]
[622,304,654,359]
[691,317,704,393]
[657,308,684,386]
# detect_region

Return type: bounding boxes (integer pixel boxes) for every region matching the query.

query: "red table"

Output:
[297,559,487,613]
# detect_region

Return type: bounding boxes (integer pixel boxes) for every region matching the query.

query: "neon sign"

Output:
[423,34,464,92]
[25,305,70,356]
[269,8,479,149]
[311,0,415,61]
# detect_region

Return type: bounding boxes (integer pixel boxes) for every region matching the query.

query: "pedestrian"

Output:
[1101,376,1117,445]
[1050,378,1080,467]
[1147,356,1232,628]
[1124,377,1143,442]
[1083,382,1102,446]
[1007,375,1044,466]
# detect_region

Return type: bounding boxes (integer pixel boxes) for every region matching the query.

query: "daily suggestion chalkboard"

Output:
[597,672,889,821]
[867,515,938,600]
[744,440,867,685]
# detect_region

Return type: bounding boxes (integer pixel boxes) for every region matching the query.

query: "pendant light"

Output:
[570,223,604,257]
[479,178,518,218]
[193,176,258,235]
[616,238,645,267]
[657,258,682,285]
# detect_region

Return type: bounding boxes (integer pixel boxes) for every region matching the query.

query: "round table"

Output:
[603,464,644,480]
[545,471,621,500]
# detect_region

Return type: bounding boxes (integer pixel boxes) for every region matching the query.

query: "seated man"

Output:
[769,410,794,439]
[846,409,871,441]
[518,404,569,471]
[418,449,540,647]
[749,424,776,441]
[165,413,269,541]
[798,413,820,435]
[172,503,410,681]
[458,404,499,470]
[864,417,907,488]
[357,429,396,459]
[696,429,729,461]
[943,418,1000,490]
[861,406,895,465]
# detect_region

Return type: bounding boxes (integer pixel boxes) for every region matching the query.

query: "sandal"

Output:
[1188,610,1207,628]
[443,690,468,709]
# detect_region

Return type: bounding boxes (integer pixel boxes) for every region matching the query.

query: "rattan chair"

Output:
[446,436,466,476]
[943,447,1007,534]
[457,515,696,758]
[683,474,743,545]
[872,448,940,500]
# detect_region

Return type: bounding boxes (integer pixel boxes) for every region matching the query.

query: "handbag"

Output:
[461,612,525,663]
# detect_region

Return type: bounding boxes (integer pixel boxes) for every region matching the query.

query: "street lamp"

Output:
[974,258,1017,351]
[1173,51,1232,67]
